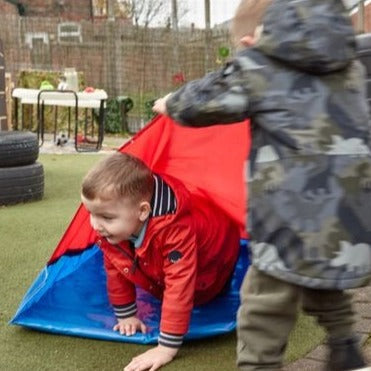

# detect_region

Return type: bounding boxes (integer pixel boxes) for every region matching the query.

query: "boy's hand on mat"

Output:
[152,94,172,115]
[124,345,178,371]
[113,316,147,336]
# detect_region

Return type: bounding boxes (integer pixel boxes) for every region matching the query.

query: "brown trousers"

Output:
[237,266,356,370]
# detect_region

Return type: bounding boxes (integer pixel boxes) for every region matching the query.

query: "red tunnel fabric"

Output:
[49,115,250,264]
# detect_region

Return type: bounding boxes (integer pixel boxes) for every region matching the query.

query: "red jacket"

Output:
[98,174,240,335]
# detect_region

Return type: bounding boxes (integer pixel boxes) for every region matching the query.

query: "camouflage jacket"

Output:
[166,0,371,289]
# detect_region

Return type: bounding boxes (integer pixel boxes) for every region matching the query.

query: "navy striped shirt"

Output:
[150,174,177,217]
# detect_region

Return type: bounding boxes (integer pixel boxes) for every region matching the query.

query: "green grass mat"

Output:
[0,154,324,371]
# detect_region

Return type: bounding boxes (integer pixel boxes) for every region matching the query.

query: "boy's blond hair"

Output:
[230,0,273,47]
[82,152,154,203]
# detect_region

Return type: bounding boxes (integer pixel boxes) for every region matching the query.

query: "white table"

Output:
[12,88,108,152]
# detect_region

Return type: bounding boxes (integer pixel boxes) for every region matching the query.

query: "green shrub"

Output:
[104,99,122,134]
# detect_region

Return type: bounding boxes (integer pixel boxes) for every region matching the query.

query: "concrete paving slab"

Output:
[284,358,324,370]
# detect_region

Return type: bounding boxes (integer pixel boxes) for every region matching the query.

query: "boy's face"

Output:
[81,195,150,245]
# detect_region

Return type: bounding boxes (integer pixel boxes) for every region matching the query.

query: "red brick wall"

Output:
[20,0,92,20]
[364,3,371,33]
[0,0,18,15]
[351,3,371,33]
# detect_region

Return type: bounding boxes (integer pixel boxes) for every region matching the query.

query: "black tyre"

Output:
[0,162,44,205]
[0,131,39,167]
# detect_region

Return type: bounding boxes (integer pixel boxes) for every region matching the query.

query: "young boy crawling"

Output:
[81,152,240,371]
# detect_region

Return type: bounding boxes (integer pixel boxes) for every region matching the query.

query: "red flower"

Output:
[172,72,186,86]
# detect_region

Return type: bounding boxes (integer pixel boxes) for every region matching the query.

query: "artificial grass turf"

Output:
[0,154,325,371]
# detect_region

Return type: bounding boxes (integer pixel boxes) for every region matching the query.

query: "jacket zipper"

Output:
[112,243,138,273]
[99,239,163,296]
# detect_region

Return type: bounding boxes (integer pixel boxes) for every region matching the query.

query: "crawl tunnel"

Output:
[11,115,251,344]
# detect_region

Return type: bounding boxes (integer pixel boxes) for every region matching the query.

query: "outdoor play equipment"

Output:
[11,114,251,344]
[0,38,44,206]
[0,131,44,205]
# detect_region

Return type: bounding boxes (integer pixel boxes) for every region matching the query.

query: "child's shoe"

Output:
[326,336,367,371]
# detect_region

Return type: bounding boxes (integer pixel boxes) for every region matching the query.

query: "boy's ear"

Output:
[138,201,151,222]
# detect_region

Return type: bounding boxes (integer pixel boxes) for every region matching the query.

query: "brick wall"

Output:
[21,0,92,20]
[0,39,7,131]
[351,3,371,33]
[363,3,371,32]
[0,0,18,15]
[1,0,132,21]
[0,0,93,20]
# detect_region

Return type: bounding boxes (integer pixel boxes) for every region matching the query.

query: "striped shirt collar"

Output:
[150,174,177,217]
[129,174,177,248]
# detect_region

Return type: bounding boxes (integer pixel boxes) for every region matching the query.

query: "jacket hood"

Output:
[255,0,356,74]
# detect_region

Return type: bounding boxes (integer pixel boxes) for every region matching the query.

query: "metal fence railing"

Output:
[0,14,233,132]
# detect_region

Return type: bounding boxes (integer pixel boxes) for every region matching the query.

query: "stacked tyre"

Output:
[0,131,44,206]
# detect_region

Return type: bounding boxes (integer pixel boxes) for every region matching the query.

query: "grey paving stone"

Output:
[355,303,371,320]
[285,283,371,370]
[306,344,328,361]
[350,286,371,303]
[283,358,324,371]
[364,344,371,364]
[355,319,371,334]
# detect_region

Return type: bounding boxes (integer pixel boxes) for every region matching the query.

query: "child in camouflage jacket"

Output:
[154,0,371,369]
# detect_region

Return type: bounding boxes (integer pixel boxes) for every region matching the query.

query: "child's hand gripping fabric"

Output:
[124,345,178,371]
[152,93,172,115]
[113,316,147,336]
